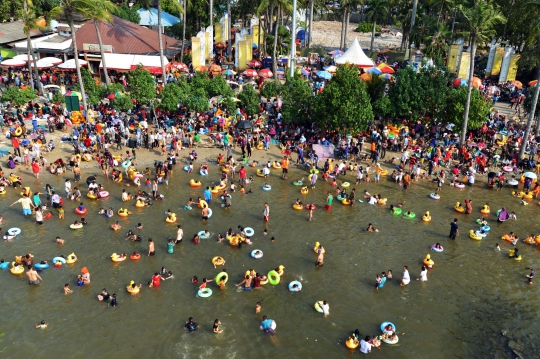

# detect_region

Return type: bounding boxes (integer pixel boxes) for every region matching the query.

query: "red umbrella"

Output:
[376,62,395,74]
[107,93,116,100]
[243,69,258,77]
[258,69,273,78]
[247,59,262,68]
[171,62,188,71]
[529,80,538,87]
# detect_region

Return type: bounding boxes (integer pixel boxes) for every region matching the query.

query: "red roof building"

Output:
[72,16,180,56]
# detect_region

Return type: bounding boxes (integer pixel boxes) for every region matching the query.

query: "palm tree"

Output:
[80,0,116,87]
[424,22,451,61]
[50,0,93,116]
[366,0,389,52]
[180,0,187,63]
[459,0,505,145]
[21,0,45,95]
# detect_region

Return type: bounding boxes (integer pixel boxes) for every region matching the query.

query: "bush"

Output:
[1,86,37,106]
[52,92,65,104]
[356,22,381,33]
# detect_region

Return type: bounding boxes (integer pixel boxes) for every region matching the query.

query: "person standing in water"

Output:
[316,249,324,267]
[325,192,333,210]
[176,225,183,244]
[263,203,270,222]
[26,266,42,285]
[449,218,459,240]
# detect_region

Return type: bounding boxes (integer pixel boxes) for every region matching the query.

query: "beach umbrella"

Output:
[379,73,394,80]
[301,69,310,76]
[258,69,273,78]
[12,54,31,62]
[0,58,26,67]
[247,59,262,68]
[30,58,56,69]
[222,69,236,76]
[366,67,382,75]
[39,57,62,65]
[452,78,467,88]
[524,172,537,179]
[376,62,395,74]
[57,59,87,69]
[243,69,258,77]
[235,120,253,129]
[511,80,523,90]
[529,80,538,87]
[323,65,337,72]
[316,71,332,80]
[360,73,372,81]
[107,93,116,100]
[171,62,188,71]
[209,63,222,73]
[328,49,343,56]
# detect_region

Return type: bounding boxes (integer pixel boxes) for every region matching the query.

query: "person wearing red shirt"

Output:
[12,137,21,157]
[151,273,164,287]
[31,159,40,178]
[239,166,246,184]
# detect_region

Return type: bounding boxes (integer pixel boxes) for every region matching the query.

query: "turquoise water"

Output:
[0,153,539,358]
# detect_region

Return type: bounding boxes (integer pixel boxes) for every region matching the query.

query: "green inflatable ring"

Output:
[403,212,416,219]
[215,271,229,284]
[267,270,280,285]
[392,208,402,216]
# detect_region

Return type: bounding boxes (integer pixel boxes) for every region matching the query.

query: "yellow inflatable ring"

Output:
[10,262,24,274]
[342,198,351,205]
[117,209,130,217]
[346,337,359,349]
[212,256,225,266]
[135,201,145,208]
[313,242,325,254]
[300,187,308,195]
[257,143,264,150]
[199,200,208,208]
[126,281,140,294]
[377,198,387,205]
[293,204,303,210]
[66,253,77,264]
[87,193,98,199]
[165,214,177,223]
[111,253,126,262]
[422,215,431,222]
[272,161,281,169]
[14,127,22,137]
[470,230,482,240]
[221,166,230,173]
[455,206,465,213]
[190,179,202,187]
[256,169,265,177]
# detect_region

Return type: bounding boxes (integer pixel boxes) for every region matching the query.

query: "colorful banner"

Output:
[191,37,202,69]
[238,40,248,70]
[458,52,470,79]
[492,47,504,76]
[506,54,520,82]
[215,23,222,43]
[447,45,460,72]
[205,31,212,60]
[244,35,253,62]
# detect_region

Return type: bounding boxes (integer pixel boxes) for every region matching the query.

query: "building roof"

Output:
[0,21,44,46]
[72,16,181,56]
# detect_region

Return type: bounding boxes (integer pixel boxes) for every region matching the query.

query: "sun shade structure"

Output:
[334,38,375,68]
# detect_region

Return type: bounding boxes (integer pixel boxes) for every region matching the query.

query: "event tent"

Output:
[334,38,375,68]
[99,53,169,74]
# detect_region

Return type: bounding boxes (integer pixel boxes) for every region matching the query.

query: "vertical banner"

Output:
[196,30,206,66]
[492,47,504,76]
[205,26,213,60]
[235,33,244,69]
[244,35,253,62]
[458,52,470,79]
[485,40,497,77]
[222,15,229,41]
[215,23,222,43]
[191,37,202,69]
[238,40,248,70]
[447,44,460,72]
[506,54,520,82]
[499,47,514,83]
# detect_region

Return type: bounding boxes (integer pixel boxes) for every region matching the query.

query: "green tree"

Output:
[458,0,505,144]
[80,0,116,87]
[1,87,37,106]
[159,81,188,111]
[50,0,94,115]
[237,85,260,116]
[281,75,313,124]
[313,65,373,133]
[52,92,65,104]
[116,3,141,23]
[366,0,389,52]
[260,80,285,99]
[186,87,209,113]
[111,95,134,111]
[445,86,490,130]
[128,65,157,105]
[364,75,390,117]
[73,67,106,105]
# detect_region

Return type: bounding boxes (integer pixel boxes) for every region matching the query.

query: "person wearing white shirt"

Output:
[400,266,410,286]
[359,336,372,354]
[417,266,428,281]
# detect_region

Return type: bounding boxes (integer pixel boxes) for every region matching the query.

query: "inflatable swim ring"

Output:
[346,337,359,349]
[70,224,83,229]
[341,182,350,188]
[256,169,265,177]
[165,214,177,223]
[111,253,126,262]
[135,200,145,208]
[8,228,21,236]
[198,200,208,208]
[212,256,225,267]
[244,227,254,237]
[262,185,272,191]
[189,179,202,187]
[429,193,440,200]
[430,244,443,252]
[293,204,303,210]
[87,193,98,199]
[215,271,228,284]
[392,208,402,216]
[99,191,109,198]
[10,263,24,275]
[183,165,190,172]
[454,205,465,213]
[480,225,490,232]
[300,187,309,194]
[455,183,465,188]
[267,270,280,285]
[403,212,416,219]
[130,253,141,260]
[199,169,208,176]
[126,282,140,295]
[52,256,66,265]
[293,181,303,186]
[197,288,213,298]
[382,336,399,344]
[503,166,513,172]
[381,322,396,332]
[75,207,87,215]
[470,230,482,240]
[66,253,77,264]
[288,281,302,292]
[305,204,316,210]
[423,255,434,267]
[34,262,49,270]
[251,250,263,259]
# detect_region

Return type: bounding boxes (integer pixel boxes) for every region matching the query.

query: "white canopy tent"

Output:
[99,53,168,73]
[334,38,375,68]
